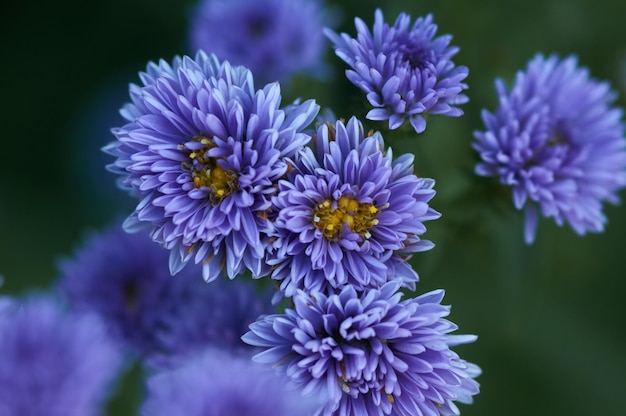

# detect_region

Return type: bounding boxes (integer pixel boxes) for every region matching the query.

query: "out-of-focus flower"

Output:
[58,222,203,355]
[243,281,480,416]
[325,8,468,134]
[473,54,626,243]
[141,348,318,416]
[0,295,122,416]
[267,117,440,300]
[188,0,329,84]
[58,221,273,359]
[152,277,275,367]
[104,51,319,281]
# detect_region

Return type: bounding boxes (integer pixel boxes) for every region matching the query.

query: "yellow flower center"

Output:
[313,196,379,240]
[182,136,237,204]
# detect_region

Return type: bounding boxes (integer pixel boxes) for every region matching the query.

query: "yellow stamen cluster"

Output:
[182,136,237,204]
[338,361,350,393]
[313,196,379,240]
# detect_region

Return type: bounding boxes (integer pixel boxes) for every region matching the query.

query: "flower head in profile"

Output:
[141,348,318,416]
[325,9,468,134]
[0,295,122,416]
[104,51,319,281]
[243,281,480,416]
[267,117,440,300]
[188,0,329,84]
[57,221,273,359]
[473,54,626,243]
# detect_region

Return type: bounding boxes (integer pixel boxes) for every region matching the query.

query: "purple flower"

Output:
[243,282,480,416]
[57,221,273,359]
[473,54,626,243]
[58,221,203,355]
[0,295,122,416]
[325,9,469,134]
[104,51,319,281]
[267,117,440,300]
[188,0,330,84]
[141,348,318,416]
[152,277,275,367]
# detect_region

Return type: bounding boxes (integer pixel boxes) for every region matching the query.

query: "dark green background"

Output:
[1,0,625,414]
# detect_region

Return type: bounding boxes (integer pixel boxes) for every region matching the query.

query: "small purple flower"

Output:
[141,348,318,416]
[57,221,273,359]
[0,295,122,416]
[188,0,330,84]
[473,54,626,243]
[243,281,480,416]
[325,9,469,134]
[104,51,319,281]
[267,117,440,300]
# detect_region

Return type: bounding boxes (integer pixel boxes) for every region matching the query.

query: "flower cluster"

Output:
[2,0,626,414]
[99,6,487,415]
[11,1,623,415]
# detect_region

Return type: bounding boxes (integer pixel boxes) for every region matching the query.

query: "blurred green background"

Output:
[1,0,625,415]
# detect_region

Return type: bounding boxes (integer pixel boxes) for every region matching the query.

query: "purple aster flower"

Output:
[141,348,319,416]
[104,51,319,281]
[0,295,122,416]
[243,281,481,416]
[267,117,440,300]
[473,54,626,243]
[188,0,330,84]
[57,220,272,358]
[151,277,275,367]
[324,9,469,134]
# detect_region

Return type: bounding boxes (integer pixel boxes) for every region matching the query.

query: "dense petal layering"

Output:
[267,117,440,300]
[104,51,319,280]
[243,282,480,416]
[325,9,468,133]
[473,54,626,243]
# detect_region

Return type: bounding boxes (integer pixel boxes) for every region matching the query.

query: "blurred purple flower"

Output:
[0,295,122,416]
[325,9,468,134]
[58,221,274,360]
[267,117,440,300]
[152,277,275,367]
[104,51,319,281]
[188,0,330,84]
[141,348,318,416]
[243,281,480,416]
[473,54,626,243]
[58,221,205,356]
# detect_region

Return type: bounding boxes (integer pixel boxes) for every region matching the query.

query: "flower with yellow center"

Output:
[268,117,440,299]
[182,136,238,205]
[104,50,320,283]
